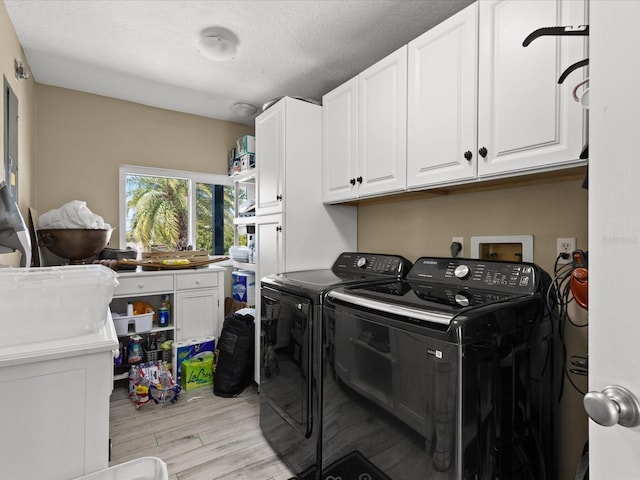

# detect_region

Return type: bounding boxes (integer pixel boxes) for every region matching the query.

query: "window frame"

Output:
[118,164,233,251]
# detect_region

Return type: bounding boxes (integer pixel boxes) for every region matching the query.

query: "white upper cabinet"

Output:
[407,3,478,188]
[408,0,587,189]
[327,0,587,198]
[358,46,408,198]
[477,0,587,177]
[323,47,407,203]
[322,77,359,203]
[256,102,285,215]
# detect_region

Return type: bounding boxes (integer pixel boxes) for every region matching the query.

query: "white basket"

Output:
[72,457,168,480]
[112,311,154,336]
[0,265,118,347]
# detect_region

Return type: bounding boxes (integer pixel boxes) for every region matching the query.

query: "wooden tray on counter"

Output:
[119,253,229,270]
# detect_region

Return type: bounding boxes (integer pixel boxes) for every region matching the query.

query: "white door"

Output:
[256,100,284,216]
[323,76,359,203]
[477,0,586,177]
[357,46,407,197]
[407,2,477,188]
[587,2,640,478]
[256,213,284,280]
[175,288,220,341]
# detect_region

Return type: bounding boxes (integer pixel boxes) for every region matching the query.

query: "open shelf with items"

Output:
[231,171,257,266]
[110,267,226,382]
[232,260,256,272]
[231,168,257,307]
[110,294,175,381]
[231,170,256,241]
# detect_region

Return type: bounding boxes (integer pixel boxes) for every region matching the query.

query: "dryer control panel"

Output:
[332,252,413,277]
[407,257,539,294]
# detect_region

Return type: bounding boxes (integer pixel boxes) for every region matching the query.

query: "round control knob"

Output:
[454,292,470,307]
[584,385,640,427]
[454,264,471,280]
[356,257,368,268]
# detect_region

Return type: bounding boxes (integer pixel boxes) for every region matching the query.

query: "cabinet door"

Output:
[175,288,220,341]
[358,46,408,197]
[256,214,284,279]
[407,3,478,188]
[322,77,359,203]
[256,100,285,215]
[477,0,586,177]
[254,212,284,387]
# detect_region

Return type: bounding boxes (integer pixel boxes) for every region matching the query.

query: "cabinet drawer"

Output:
[176,272,219,290]
[115,275,174,296]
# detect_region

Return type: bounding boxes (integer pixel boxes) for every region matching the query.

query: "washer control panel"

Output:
[332,252,413,277]
[407,257,539,294]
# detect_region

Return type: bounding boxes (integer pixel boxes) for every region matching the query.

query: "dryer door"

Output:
[259,287,315,475]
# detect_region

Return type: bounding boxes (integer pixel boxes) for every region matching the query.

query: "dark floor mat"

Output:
[321,451,391,480]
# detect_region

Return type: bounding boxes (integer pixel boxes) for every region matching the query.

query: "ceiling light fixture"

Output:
[232,102,258,117]
[198,35,237,62]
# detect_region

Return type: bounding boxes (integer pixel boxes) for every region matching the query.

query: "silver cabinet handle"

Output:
[584,385,640,427]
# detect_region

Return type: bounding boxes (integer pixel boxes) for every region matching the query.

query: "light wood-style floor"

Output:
[109,381,294,480]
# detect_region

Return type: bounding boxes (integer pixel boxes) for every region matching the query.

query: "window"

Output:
[119,165,234,254]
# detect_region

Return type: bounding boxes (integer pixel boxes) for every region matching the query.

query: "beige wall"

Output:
[357,178,588,274]
[34,85,253,247]
[357,178,589,480]
[0,1,36,214]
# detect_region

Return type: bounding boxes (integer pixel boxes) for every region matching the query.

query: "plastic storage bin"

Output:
[71,457,168,480]
[112,311,154,336]
[0,265,118,348]
[144,347,171,363]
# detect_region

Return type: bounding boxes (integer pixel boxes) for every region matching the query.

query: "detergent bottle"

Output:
[159,295,170,327]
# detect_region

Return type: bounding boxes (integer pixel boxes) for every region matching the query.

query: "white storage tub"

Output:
[112,311,154,335]
[0,265,118,347]
[72,457,168,480]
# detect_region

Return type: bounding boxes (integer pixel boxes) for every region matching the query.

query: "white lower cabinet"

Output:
[0,325,117,479]
[175,288,220,341]
[111,267,225,380]
[256,214,284,277]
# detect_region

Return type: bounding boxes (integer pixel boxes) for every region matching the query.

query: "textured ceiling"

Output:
[5,0,474,125]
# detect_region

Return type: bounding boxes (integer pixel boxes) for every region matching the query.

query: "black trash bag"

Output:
[213,312,255,397]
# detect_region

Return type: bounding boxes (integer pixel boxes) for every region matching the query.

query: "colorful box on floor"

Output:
[181,352,214,391]
[171,336,215,386]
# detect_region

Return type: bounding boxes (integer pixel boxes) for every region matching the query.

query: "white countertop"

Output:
[116,262,228,277]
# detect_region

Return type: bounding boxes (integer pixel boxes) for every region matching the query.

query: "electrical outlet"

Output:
[556,237,576,264]
[451,236,464,257]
